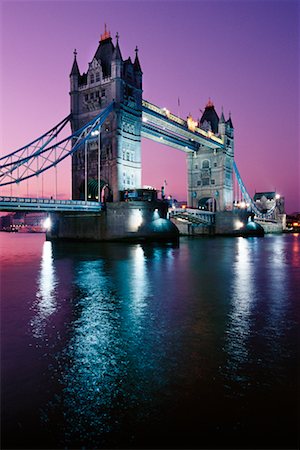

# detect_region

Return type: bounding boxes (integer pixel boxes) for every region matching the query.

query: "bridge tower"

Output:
[187,100,234,211]
[70,26,142,201]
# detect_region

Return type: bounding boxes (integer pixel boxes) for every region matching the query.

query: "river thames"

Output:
[1,232,299,449]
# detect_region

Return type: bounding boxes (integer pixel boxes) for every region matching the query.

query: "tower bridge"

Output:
[0,26,283,239]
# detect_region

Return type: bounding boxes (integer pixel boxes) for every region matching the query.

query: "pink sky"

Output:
[0,0,299,212]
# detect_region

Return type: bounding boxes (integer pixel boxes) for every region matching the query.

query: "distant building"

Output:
[0,212,45,231]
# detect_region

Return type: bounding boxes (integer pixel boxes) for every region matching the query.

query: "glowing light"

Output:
[187,115,198,132]
[162,107,170,118]
[235,220,244,230]
[91,130,99,137]
[129,209,143,231]
[43,217,51,230]
[240,201,246,209]
[275,194,280,199]
[142,117,148,122]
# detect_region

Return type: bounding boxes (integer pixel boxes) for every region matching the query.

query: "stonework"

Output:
[70,31,142,202]
[187,103,234,211]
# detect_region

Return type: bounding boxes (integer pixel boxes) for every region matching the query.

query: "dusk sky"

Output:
[1,0,299,213]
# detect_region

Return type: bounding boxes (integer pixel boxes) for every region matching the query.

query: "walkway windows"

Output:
[202,160,210,169]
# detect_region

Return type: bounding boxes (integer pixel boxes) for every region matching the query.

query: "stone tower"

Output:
[70,26,143,201]
[187,100,234,211]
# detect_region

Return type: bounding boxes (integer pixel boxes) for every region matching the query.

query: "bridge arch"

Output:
[198,196,216,212]
[79,178,112,202]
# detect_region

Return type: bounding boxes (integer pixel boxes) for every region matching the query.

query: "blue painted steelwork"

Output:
[0,103,114,187]
[142,100,224,152]
[0,100,276,219]
[0,196,102,213]
[233,161,276,219]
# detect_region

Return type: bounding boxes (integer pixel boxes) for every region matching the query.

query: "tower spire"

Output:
[112,31,122,61]
[134,45,142,73]
[70,48,80,76]
[100,23,111,41]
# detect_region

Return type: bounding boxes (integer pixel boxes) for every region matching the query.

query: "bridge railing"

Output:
[142,100,223,145]
[0,196,100,206]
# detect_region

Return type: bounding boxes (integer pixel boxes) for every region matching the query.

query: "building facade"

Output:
[187,100,234,211]
[70,26,143,201]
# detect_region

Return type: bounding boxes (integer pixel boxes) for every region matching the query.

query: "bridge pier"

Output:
[46,201,179,242]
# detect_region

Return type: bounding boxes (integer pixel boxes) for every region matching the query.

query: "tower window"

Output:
[90,74,95,84]
[126,151,130,161]
[211,179,215,185]
[214,162,217,167]
[202,160,210,169]
[96,91,100,98]
[90,92,94,100]
[195,165,198,169]
[197,180,201,186]
[96,72,100,82]
[84,94,88,101]
[202,178,210,186]
[101,89,106,97]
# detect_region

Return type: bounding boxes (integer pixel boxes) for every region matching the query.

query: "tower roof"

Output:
[112,32,122,61]
[94,25,115,77]
[70,49,80,76]
[200,99,219,133]
[219,107,225,123]
[134,46,142,73]
[226,113,233,128]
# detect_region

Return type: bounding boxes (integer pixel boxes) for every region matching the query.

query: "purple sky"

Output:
[1,0,299,212]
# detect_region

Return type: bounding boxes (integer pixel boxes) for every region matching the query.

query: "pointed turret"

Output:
[218,107,226,136]
[134,46,142,73]
[219,107,225,123]
[70,49,80,77]
[226,112,233,129]
[112,32,122,61]
[200,98,219,134]
[70,49,80,117]
[111,32,123,82]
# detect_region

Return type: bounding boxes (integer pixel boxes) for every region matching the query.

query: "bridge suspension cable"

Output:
[0,115,71,164]
[0,103,114,187]
[233,161,276,219]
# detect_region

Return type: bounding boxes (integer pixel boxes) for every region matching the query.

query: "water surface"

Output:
[1,233,299,449]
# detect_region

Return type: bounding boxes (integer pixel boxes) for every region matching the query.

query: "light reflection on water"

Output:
[31,241,57,338]
[229,238,254,358]
[2,234,298,449]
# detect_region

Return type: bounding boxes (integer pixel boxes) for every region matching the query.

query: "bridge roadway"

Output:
[0,196,102,213]
[142,100,224,152]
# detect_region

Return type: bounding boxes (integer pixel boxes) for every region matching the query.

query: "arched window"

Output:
[202,159,210,169]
